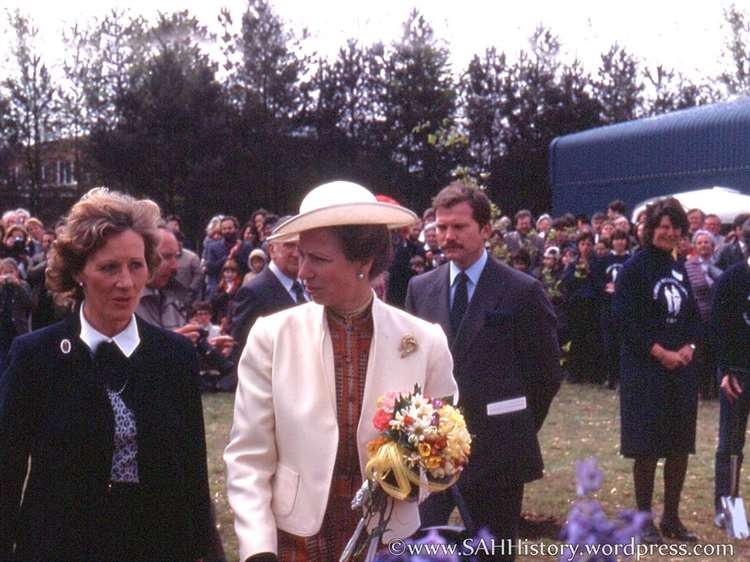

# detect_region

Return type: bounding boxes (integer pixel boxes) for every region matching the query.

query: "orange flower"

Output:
[418,443,432,457]
[425,456,442,470]
[367,436,387,457]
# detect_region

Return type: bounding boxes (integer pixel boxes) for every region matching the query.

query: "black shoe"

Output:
[640,520,663,544]
[659,519,698,542]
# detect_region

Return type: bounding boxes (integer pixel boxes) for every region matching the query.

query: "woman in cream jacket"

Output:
[224,182,458,562]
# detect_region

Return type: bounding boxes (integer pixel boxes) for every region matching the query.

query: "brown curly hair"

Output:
[46,188,162,304]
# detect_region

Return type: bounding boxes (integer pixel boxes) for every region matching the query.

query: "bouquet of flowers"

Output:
[340,384,472,562]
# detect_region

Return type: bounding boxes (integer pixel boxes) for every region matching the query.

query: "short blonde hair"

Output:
[46,188,162,302]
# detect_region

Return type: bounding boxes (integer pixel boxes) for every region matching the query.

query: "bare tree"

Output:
[3,10,60,212]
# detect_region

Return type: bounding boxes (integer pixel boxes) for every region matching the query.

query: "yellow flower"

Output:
[418,443,432,458]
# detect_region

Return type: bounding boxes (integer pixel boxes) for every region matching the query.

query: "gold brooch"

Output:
[399,335,418,358]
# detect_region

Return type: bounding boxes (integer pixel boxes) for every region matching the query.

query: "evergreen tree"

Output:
[380,10,458,209]
[592,44,644,123]
[88,11,231,236]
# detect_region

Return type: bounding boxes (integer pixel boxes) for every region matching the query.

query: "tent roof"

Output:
[631,186,750,224]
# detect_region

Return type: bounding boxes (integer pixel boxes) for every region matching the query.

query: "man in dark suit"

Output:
[225,226,306,390]
[406,183,562,560]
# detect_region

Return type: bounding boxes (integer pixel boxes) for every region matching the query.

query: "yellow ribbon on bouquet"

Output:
[365,441,459,501]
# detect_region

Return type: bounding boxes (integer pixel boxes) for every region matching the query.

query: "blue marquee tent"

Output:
[550,98,750,216]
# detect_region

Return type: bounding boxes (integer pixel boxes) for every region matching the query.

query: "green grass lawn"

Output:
[204,382,749,561]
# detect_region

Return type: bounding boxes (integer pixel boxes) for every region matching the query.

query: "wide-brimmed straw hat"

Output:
[269,181,417,241]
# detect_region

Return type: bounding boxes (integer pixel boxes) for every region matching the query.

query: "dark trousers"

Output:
[714,373,750,511]
[419,481,524,561]
[600,308,620,388]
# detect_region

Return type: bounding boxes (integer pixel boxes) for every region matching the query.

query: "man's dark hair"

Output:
[576,230,595,245]
[733,212,750,231]
[328,225,393,280]
[166,214,182,228]
[251,208,268,222]
[561,213,577,227]
[597,237,612,249]
[611,229,630,245]
[511,247,531,266]
[643,197,689,247]
[191,300,213,315]
[591,212,606,222]
[221,215,239,229]
[263,214,280,229]
[514,209,533,225]
[575,213,590,225]
[607,199,626,215]
[432,182,491,228]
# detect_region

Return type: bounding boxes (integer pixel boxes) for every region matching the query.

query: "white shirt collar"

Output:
[269,260,295,292]
[79,302,140,358]
[449,249,488,287]
[269,260,307,301]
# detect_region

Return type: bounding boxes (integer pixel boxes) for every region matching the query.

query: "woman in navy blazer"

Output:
[0,189,213,560]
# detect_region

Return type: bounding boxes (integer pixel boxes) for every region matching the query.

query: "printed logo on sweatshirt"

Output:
[653,278,688,323]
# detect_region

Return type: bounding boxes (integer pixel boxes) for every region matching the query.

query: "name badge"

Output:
[672,270,683,282]
[486,396,527,416]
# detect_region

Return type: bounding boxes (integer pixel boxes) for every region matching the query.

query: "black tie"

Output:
[291,281,306,304]
[94,341,130,392]
[450,271,469,336]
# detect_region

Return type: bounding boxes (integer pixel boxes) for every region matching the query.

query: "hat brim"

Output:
[269,202,417,241]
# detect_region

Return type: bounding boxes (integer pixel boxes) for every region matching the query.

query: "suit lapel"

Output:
[429,266,452,345]
[452,260,501,364]
[266,269,296,307]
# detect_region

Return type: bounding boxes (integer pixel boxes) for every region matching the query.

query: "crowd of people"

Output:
[1,184,750,560]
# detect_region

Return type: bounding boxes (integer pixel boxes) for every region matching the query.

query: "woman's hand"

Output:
[676,344,695,365]
[651,343,688,371]
[721,373,744,403]
[660,350,687,370]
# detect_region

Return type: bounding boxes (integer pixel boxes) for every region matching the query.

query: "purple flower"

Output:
[575,457,604,497]
[560,458,648,562]
[610,509,650,545]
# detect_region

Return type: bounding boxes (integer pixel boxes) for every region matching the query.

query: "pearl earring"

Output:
[356,272,365,280]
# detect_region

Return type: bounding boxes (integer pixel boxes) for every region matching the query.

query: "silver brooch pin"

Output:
[60,339,72,354]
